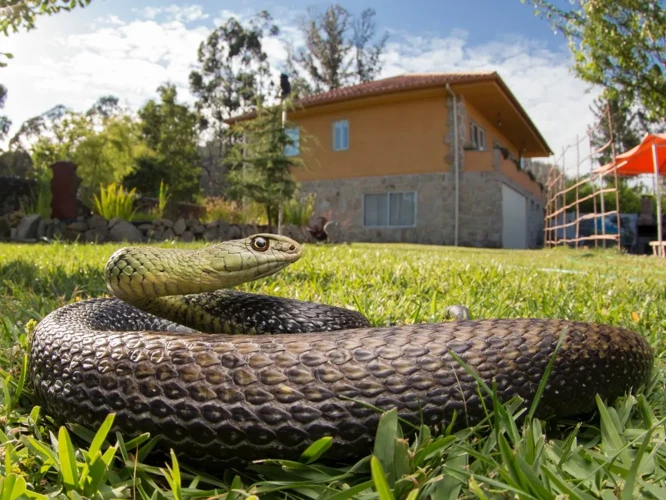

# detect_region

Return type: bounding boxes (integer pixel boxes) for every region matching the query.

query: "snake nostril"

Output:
[289,245,295,251]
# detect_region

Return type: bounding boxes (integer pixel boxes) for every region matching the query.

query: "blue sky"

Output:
[89,0,566,47]
[1,0,599,166]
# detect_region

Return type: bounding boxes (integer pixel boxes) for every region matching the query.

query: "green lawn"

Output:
[0,241,665,499]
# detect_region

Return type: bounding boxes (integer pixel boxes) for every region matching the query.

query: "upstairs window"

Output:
[332,119,349,151]
[470,122,486,151]
[284,127,300,156]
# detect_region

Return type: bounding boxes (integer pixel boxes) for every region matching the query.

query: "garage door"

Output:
[502,184,527,249]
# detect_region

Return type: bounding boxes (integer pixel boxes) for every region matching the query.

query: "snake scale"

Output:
[29,234,654,468]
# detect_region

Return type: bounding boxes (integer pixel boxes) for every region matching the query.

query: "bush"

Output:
[153,180,171,219]
[93,182,137,221]
[21,179,52,219]
[201,197,267,225]
[283,192,316,226]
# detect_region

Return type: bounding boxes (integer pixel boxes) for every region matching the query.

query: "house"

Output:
[236,72,553,248]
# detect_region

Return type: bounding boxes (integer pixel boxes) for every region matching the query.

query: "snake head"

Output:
[204,233,304,287]
[106,234,304,301]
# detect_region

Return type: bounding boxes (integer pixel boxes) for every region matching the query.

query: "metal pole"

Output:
[575,134,580,247]
[593,195,598,248]
[607,100,622,252]
[588,135,599,248]
[652,140,663,256]
[277,102,286,235]
[560,147,565,246]
[543,168,553,248]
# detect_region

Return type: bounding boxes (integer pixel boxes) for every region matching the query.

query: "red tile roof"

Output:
[288,71,498,108]
[226,71,551,154]
[227,72,497,123]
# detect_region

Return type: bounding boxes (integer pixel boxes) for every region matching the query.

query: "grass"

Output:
[0,241,665,499]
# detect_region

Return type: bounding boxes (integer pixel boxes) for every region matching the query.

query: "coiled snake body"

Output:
[29,235,654,467]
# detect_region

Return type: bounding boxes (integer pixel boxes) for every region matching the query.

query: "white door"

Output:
[502,184,527,249]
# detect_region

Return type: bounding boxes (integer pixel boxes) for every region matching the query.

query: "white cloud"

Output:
[135,4,209,23]
[2,14,208,132]
[1,4,599,167]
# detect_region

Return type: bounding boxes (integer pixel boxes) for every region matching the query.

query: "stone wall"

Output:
[0,176,36,216]
[5,214,315,244]
[302,173,456,245]
[302,170,544,248]
[458,171,503,248]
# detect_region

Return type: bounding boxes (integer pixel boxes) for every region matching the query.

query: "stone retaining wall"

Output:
[4,214,316,244]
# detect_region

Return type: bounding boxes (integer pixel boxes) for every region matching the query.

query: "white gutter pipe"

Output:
[446,83,460,247]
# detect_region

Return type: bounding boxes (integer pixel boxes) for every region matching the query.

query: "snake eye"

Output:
[251,236,269,252]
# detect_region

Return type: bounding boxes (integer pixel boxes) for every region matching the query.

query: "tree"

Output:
[0,0,92,66]
[189,11,279,181]
[0,0,92,34]
[0,84,10,142]
[0,149,33,177]
[73,115,146,202]
[286,4,388,95]
[86,95,122,121]
[9,104,71,153]
[26,107,88,179]
[526,0,666,120]
[588,95,646,166]
[225,102,305,227]
[564,176,646,214]
[124,83,201,201]
[13,101,147,201]
[523,159,556,188]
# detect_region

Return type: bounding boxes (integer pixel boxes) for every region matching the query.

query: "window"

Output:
[363,192,416,228]
[285,127,300,156]
[332,119,349,151]
[470,122,486,151]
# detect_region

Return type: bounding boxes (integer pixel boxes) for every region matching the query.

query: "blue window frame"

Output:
[285,127,300,156]
[332,119,349,151]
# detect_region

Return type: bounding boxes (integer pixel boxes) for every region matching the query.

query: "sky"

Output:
[1,0,601,168]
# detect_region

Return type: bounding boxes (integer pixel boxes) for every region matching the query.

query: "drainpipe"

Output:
[446,84,460,247]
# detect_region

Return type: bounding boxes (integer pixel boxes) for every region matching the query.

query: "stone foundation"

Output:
[302,171,543,248]
[302,173,455,245]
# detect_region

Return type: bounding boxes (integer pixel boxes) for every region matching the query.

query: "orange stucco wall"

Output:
[290,91,450,181]
[464,103,543,198]
[500,161,544,199]
[286,91,543,199]
[465,103,520,158]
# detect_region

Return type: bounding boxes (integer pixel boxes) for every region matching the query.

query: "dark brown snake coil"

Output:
[28,235,654,468]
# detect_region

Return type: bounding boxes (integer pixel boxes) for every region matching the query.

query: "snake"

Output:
[29,234,654,468]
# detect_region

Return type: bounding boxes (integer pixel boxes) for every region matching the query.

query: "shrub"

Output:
[201,197,267,225]
[21,179,52,219]
[93,182,137,221]
[153,180,171,219]
[283,192,316,226]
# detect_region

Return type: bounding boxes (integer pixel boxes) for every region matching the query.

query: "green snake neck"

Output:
[104,234,302,330]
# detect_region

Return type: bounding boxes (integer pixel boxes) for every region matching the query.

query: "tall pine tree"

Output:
[189,12,279,188]
[224,102,305,227]
[286,4,388,95]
